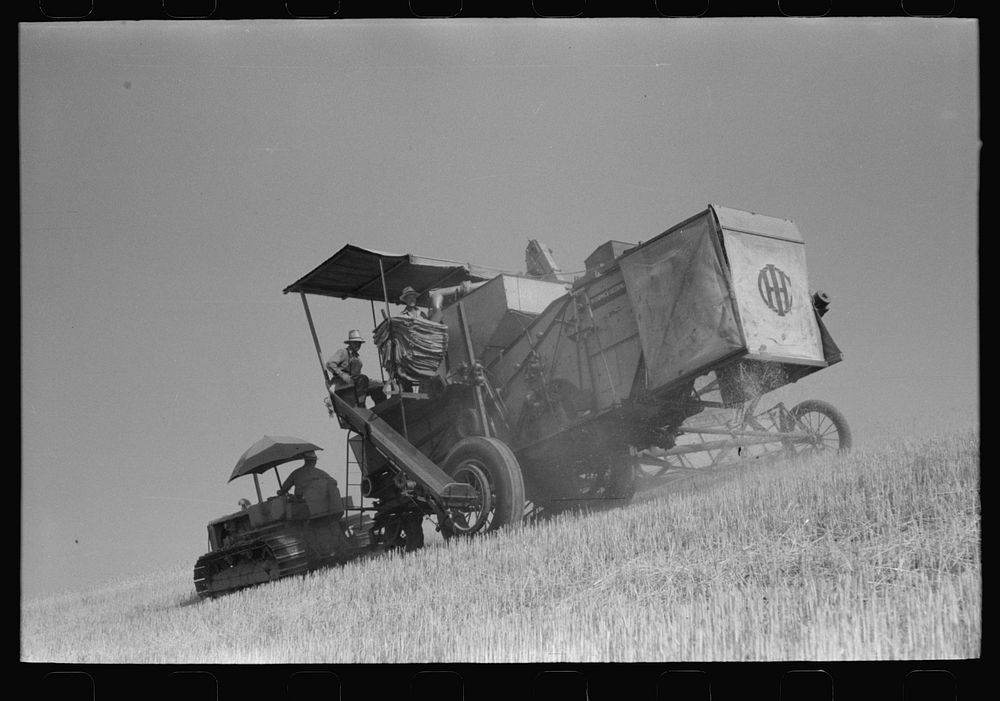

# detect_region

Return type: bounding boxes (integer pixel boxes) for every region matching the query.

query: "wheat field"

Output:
[21,424,980,663]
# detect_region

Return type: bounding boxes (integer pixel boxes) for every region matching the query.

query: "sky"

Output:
[20,18,979,600]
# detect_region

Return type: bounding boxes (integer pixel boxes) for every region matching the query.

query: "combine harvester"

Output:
[194,204,849,597]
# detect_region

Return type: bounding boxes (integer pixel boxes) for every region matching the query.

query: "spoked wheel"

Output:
[441,437,525,537]
[786,400,852,454]
[445,460,494,535]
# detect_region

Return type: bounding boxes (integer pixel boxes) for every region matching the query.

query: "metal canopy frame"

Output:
[282,243,508,305]
[285,243,510,400]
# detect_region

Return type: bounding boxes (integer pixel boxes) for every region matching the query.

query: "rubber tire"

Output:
[442,436,526,534]
[790,399,853,452]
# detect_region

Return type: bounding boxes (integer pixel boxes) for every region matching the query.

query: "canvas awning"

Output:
[283,244,507,304]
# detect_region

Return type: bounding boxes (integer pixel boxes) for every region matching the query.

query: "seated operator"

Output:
[276,451,344,517]
[326,329,372,408]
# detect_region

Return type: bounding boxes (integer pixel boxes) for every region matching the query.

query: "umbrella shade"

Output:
[229,435,324,482]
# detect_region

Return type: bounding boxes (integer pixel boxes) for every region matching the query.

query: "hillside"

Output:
[21,424,980,663]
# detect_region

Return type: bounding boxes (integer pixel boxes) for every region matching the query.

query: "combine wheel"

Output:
[441,436,525,537]
[788,400,852,453]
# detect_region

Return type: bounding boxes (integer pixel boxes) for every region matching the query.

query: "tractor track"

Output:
[194,533,309,599]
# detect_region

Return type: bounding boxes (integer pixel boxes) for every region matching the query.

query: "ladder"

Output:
[343,428,372,545]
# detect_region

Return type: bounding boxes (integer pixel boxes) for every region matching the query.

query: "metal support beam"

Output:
[370,300,386,385]
[379,258,408,439]
[677,425,811,440]
[457,300,491,438]
[661,432,807,456]
[300,292,330,389]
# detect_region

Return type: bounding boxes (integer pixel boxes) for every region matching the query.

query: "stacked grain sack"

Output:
[374,316,449,384]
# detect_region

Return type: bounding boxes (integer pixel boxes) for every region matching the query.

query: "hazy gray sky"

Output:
[20,19,978,599]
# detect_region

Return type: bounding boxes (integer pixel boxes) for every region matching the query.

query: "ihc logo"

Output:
[758,264,793,316]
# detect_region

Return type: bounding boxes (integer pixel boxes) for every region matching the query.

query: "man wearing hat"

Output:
[326,329,371,407]
[399,286,428,319]
[277,451,347,535]
[277,451,341,507]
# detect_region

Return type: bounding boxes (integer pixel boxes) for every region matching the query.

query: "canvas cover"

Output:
[618,212,744,393]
